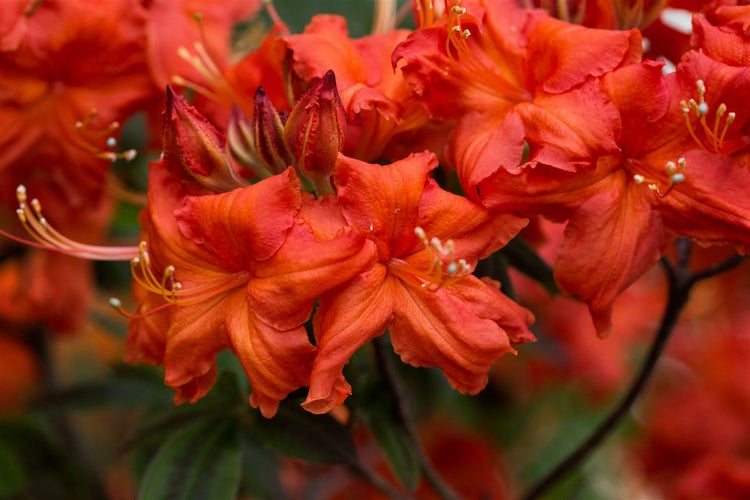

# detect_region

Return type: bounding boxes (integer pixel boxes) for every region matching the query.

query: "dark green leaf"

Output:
[123,372,244,455]
[254,401,359,465]
[239,433,284,500]
[371,417,421,491]
[138,418,242,500]
[0,440,27,496]
[32,364,171,412]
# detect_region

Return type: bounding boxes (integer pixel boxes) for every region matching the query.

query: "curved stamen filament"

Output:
[632,158,687,198]
[416,0,435,28]
[172,21,243,109]
[679,80,736,154]
[442,1,530,103]
[10,185,138,260]
[129,241,249,308]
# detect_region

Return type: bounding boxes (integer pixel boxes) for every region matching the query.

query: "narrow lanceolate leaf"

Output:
[371,416,421,491]
[138,418,242,500]
[254,402,359,466]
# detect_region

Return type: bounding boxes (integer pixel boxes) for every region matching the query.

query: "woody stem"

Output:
[521,239,745,500]
[373,335,460,500]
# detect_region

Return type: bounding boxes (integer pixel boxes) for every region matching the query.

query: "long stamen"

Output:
[442,1,530,103]
[128,241,250,308]
[71,108,137,162]
[6,185,139,260]
[172,13,244,108]
[679,80,736,154]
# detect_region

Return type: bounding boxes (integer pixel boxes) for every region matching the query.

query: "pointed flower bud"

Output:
[252,87,294,175]
[283,70,347,195]
[163,87,246,192]
[227,104,270,179]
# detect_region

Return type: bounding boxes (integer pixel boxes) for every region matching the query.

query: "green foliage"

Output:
[346,343,422,491]
[138,418,242,500]
[253,399,359,466]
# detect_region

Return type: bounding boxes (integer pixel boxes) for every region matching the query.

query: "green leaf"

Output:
[138,418,242,500]
[370,417,421,491]
[239,434,284,500]
[254,401,359,465]
[124,372,244,456]
[0,440,27,496]
[32,364,171,412]
[344,343,421,490]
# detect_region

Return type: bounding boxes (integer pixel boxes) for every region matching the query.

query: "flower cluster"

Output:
[2,0,750,426]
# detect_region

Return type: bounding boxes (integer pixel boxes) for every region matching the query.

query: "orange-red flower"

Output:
[302,152,534,414]
[394,0,640,190]
[143,0,261,90]
[476,48,750,335]
[0,0,154,210]
[284,14,439,162]
[126,160,376,417]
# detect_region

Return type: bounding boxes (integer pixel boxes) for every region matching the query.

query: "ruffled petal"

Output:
[303,265,393,414]
[389,275,532,394]
[175,168,301,269]
[249,222,377,330]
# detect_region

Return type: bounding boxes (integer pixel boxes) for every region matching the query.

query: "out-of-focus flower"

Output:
[0,0,31,51]
[143,0,261,90]
[630,262,750,498]
[302,151,534,414]
[0,333,39,416]
[0,0,153,211]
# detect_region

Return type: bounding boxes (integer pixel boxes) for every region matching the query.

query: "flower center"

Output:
[389,226,471,291]
[632,157,686,197]
[72,108,137,162]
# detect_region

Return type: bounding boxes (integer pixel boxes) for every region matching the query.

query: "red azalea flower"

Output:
[126,160,376,417]
[394,0,640,190]
[0,0,154,210]
[302,151,534,414]
[477,50,750,335]
[284,14,439,162]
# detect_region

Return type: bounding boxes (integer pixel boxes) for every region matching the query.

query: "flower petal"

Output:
[303,265,393,414]
[389,276,530,394]
[555,173,663,337]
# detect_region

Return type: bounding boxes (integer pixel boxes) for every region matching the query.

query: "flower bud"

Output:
[253,87,294,175]
[283,70,347,195]
[162,87,246,192]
